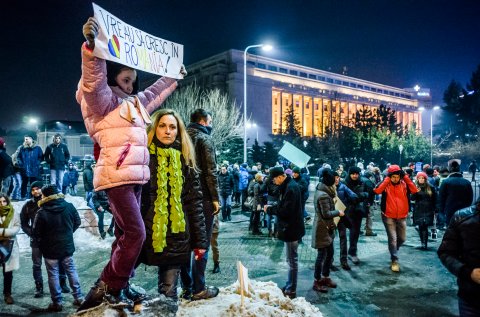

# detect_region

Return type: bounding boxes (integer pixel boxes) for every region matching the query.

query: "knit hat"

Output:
[387,165,402,175]
[269,166,285,178]
[285,168,293,176]
[321,168,335,186]
[241,163,248,169]
[30,181,43,190]
[0,137,4,148]
[41,184,59,197]
[448,159,461,172]
[292,167,301,174]
[348,166,362,175]
[416,172,428,180]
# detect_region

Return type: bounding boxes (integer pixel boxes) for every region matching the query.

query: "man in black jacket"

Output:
[438,159,473,227]
[180,109,220,300]
[218,164,234,222]
[269,166,305,299]
[44,134,70,193]
[438,198,480,316]
[32,185,83,312]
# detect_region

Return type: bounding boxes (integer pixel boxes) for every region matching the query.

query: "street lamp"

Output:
[243,43,273,163]
[419,106,440,165]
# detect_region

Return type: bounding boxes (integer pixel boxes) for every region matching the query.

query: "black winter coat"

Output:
[293,174,309,204]
[218,171,234,196]
[139,141,208,267]
[438,205,480,306]
[439,173,473,225]
[92,190,110,211]
[82,166,94,192]
[44,143,70,170]
[0,149,14,178]
[33,195,81,259]
[411,186,436,226]
[187,123,219,204]
[276,176,305,242]
[20,196,42,247]
[346,177,373,217]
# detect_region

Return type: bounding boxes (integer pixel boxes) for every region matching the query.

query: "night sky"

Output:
[2,0,479,131]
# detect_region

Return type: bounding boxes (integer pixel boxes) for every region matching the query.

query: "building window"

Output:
[371,87,377,92]
[319,76,326,81]
[306,103,310,109]
[327,78,334,83]
[334,79,341,85]
[258,63,266,69]
[394,92,400,97]
[268,65,277,71]
[309,74,316,79]
[357,84,363,89]
[350,82,357,88]
[342,81,349,86]
[300,72,307,78]
[364,86,370,91]
[315,104,319,110]
[295,101,299,107]
[279,68,288,74]
[247,61,255,67]
[290,70,298,76]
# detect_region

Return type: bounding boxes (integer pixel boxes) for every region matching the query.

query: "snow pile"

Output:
[177,280,321,317]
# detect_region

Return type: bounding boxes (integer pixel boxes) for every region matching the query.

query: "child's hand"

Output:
[179,64,188,78]
[83,17,99,49]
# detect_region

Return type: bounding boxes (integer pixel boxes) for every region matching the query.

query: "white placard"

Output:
[92,3,183,78]
[278,141,311,168]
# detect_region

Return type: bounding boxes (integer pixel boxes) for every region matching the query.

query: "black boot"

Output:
[123,283,147,305]
[34,282,43,298]
[77,279,133,313]
[60,277,70,293]
[212,262,220,274]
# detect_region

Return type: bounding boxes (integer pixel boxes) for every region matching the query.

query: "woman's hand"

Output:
[83,17,99,49]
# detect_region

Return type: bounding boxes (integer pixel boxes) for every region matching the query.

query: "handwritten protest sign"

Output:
[278,141,311,168]
[92,3,183,79]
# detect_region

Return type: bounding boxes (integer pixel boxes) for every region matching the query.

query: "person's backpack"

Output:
[239,169,249,190]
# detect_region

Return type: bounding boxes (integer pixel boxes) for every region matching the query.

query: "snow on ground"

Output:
[177,280,321,317]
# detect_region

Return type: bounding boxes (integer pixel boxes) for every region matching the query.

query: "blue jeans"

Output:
[314,244,334,280]
[382,215,406,261]
[219,194,232,220]
[50,169,65,193]
[32,247,67,285]
[44,256,83,304]
[11,173,22,200]
[1,175,12,195]
[284,240,299,292]
[459,297,480,317]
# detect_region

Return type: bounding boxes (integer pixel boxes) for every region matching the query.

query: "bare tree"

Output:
[162,84,243,149]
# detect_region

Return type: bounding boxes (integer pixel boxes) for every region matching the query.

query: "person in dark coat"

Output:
[0,138,14,195]
[218,164,234,221]
[63,163,79,195]
[250,173,265,235]
[17,135,43,199]
[411,172,436,250]
[269,166,305,299]
[92,190,115,239]
[438,159,473,227]
[261,173,281,237]
[139,109,208,301]
[468,160,477,182]
[312,169,344,293]
[44,134,70,193]
[32,185,83,312]
[292,166,309,221]
[438,198,480,316]
[82,161,94,209]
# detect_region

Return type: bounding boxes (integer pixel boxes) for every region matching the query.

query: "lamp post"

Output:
[243,44,273,163]
[419,106,440,165]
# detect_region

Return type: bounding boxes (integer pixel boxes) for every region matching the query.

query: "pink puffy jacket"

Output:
[76,44,178,191]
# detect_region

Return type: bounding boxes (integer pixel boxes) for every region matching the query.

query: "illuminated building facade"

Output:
[184,50,422,144]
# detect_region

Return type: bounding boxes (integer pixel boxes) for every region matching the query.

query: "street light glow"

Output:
[433,105,440,110]
[262,44,273,51]
[29,117,38,124]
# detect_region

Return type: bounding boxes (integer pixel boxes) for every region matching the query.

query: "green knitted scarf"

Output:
[149,142,186,253]
[0,204,14,229]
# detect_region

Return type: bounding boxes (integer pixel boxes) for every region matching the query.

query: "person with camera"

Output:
[374,165,418,272]
[312,169,345,293]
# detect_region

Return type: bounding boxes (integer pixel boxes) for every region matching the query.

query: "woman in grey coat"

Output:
[312,169,344,293]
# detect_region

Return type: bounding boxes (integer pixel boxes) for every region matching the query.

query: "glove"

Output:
[212,201,220,216]
[83,17,99,49]
[194,248,206,260]
[179,64,188,78]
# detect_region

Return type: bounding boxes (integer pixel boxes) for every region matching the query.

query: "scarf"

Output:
[149,141,186,253]
[0,204,14,229]
[111,86,152,125]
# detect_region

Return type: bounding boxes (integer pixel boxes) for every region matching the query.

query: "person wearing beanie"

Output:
[33,185,83,311]
[0,137,14,195]
[292,167,310,223]
[411,172,437,250]
[374,164,418,272]
[268,166,305,299]
[438,159,473,228]
[312,168,345,293]
[344,165,375,266]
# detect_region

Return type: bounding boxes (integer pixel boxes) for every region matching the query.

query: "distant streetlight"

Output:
[243,43,273,163]
[419,106,440,165]
[246,121,258,141]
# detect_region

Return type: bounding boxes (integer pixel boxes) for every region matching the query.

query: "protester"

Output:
[0,138,14,196]
[92,189,115,239]
[76,17,184,311]
[10,146,23,201]
[238,163,250,212]
[63,162,79,195]
[17,135,43,199]
[411,172,436,250]
[218,164,234,222]
[211,215,220,274]
[438,197,480,317]
[292,166,309,223]
[44,134,70,193]
[82,160,95,209]
[232,163,241,207]
[261,171,280,238]
[0,193,20,305]
[138,109,207,301]
[268,166,305,299]
[374,165,418,272]
[32,185,83,312]
[468,160,477,182]
[438,159,473,227]
[312,169,344,293]
[250,173,265,235]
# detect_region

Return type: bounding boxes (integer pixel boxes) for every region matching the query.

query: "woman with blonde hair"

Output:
[412,172,437,250]
[138,109,207,300]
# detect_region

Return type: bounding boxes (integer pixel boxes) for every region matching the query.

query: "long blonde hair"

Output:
[147,109,197,170]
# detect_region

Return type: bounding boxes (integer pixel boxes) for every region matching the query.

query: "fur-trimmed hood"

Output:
[22,140,38,149]
[38,193,65,208]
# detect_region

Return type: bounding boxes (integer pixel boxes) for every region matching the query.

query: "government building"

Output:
[183,50,427,145]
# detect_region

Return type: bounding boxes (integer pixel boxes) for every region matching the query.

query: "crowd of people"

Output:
[0,15,478,316]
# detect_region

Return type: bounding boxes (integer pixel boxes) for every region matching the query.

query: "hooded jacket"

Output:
[20,195,43,247]
[0,148,14,178]
[312,182,342,249]
[17,141,43,178]
[76,44,178,191]
[32,194,81,259]
[374,175,418,219]
[44,142,70,170]
[438,172,474,225]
